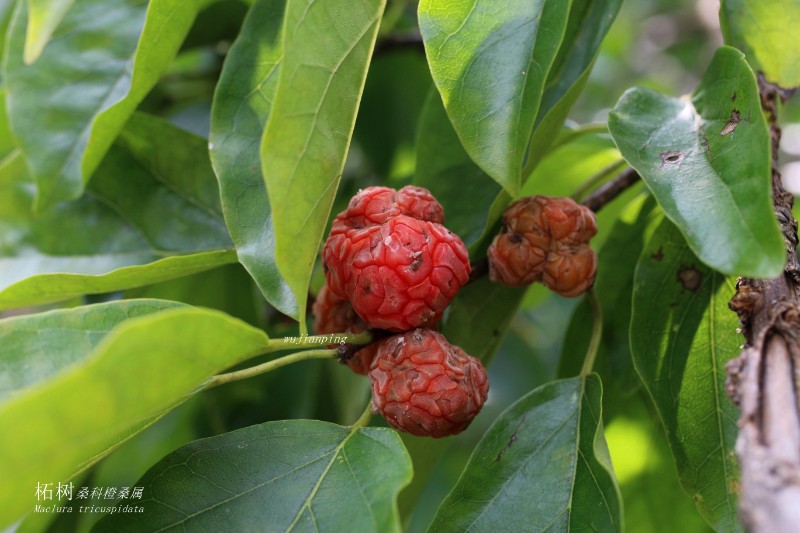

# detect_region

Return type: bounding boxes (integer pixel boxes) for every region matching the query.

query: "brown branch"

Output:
[580,168,640,212]
[373,32,424,58]
[726,75,800,533]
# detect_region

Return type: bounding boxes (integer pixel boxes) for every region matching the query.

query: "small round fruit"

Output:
[369,329,489,438]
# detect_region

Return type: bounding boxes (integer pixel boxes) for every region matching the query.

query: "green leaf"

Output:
[93,420,412,533]
[261,0,386,332]
[0,306,271,528]
[526,0,623,173]
[631,217,742,532]
[441,277,526,365]
[413,89,502,248]
[4,0,206,209]
[559,195,659,404]
[210,0,298,319]
[0,112,237,310]
[0,300,183,401]
[606,392,714,533]
[721,0,800,88]
[23,0,75,64]
[419,0,571,195]
[429,375,622,532]
[608,46,783,278]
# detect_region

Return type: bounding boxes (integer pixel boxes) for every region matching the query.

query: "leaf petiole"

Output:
[580,289,603,377]
[208,349,338,389]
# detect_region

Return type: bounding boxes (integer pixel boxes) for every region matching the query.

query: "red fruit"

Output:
[332,185,444,231]
[369,329,489,438]
[312,284,378,375]
[487,195,597,296]
[324,186,446,299]
[323,215,470,331]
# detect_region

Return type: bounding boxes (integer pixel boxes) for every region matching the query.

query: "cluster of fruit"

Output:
[314,186,597,437]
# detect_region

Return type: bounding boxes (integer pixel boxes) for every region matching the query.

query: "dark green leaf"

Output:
[209,0,298,318]
[631,218,742,532]
[0,306,271,528]
[721,0,800,88]
[262,0,385,331]
[526,0,623,172]
[4,0,206,209]
[608,46,783,277]
[429,375,621,532]
[0,112,236,310]
[441,277,526,365]
[413,89,502,248]
[418,0,570,195]
[355,50,432,178]
[23,0,75,64]
[94,420,412,533]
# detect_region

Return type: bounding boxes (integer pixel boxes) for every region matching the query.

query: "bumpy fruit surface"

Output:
[369,329,489,438]
[312,284,377,375]
[323,214,470,331]
[488,195,597,296]
[332,185,444,231]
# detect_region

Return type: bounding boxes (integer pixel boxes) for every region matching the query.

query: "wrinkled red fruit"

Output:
[369,329,489,438]
[323,214,470,331]
[332,185,444,231]
[312,284,378,375]
[488,195,597,296]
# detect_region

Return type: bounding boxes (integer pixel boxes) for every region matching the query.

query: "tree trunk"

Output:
[727,76,800,533]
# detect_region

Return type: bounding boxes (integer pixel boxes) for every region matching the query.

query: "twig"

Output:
[726,75,800,533]
[374,32,424,57]
[581,168,640,212]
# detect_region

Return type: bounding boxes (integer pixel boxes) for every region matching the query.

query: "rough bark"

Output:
[727,75,800,533]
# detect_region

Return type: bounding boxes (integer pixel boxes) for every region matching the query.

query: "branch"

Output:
[580,168,640,212]
[726,75,800,533]
[374,32,424,58]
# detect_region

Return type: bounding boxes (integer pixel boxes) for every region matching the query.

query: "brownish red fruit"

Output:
[323,186,470,331]
[369,329,489,438]
[488,195,597,297]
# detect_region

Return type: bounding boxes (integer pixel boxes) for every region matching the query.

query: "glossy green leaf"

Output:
[0,112,236,310]
[419,0,571,195]
[414,89,502,248]
[94,420,412,533]
[631,218,742,532]
[0,306,271,528]
[23,0,75,64]
[210,0,297,319]
[0,300,183,401]
[441,277,526,366]
[559,195,659,405]
[608,46,783,278]
[721,0,800,88]
[262,0,385,331]
[429,375,622,532]
[4,0,206,209]
[526,0,623,173]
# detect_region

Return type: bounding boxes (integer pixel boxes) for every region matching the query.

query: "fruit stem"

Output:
[207,349,338,389]
[350,401,374,430]
[266,331,374,352]
[580,289,603,377]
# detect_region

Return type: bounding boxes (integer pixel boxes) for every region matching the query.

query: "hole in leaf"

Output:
[660,151,685,165]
